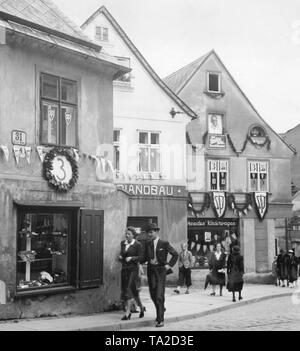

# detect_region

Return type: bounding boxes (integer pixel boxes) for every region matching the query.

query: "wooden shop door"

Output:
[79,209,104,288]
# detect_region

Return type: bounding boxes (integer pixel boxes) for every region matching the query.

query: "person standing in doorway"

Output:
[174,243,194,294]
[143,223,178,328]
[208,243,226,296]
[227,245,244,302]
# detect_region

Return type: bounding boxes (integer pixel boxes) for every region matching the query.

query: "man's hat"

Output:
[232,245,240,254]
[145,223,160,232]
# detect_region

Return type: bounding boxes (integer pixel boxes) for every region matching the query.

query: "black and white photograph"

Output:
[0,0,300,338]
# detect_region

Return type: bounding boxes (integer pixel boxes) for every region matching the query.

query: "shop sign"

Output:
[116,184,186,197]
[188,218,238,227]
[11,130,26,146]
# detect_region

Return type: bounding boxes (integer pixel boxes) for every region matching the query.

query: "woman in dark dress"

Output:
[227,245,244,302]
[119,227,145,320]
[288,249,298,288]
[278,250,290,287]
[208,243,226,296]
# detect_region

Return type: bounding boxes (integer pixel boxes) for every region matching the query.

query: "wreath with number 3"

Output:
[43,147,79,192]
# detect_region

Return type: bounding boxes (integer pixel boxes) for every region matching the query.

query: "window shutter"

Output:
[79,209,104,289]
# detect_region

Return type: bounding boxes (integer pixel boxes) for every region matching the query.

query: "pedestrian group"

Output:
[118,224,299,328]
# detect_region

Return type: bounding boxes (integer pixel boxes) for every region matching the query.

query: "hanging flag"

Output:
[0,145,9,161]
[25,146,31,164]
[254,192,268,220]
[106,160,114,173]
[72,148,80,162]
[13,145,21,164]
[36,146,45,162]
[212,192,226,218]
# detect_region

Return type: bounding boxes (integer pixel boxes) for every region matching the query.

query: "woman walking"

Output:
[208,243,226,296]
[174,243,194,294]
[119,227,146,320]
[288,249,298,288]
[227,245,244,302]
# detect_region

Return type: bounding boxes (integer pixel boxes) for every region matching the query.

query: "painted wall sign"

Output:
[116,183,186,197]
[11,130,27,146]
[208,134,226,148]
[188,218,238,227]
[50,155,73,184]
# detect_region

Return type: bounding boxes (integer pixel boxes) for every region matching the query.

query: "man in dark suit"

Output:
[143,223,178,327]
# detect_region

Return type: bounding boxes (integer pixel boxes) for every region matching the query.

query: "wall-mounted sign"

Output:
[208,134,226,148]
[43,148,78,192]
[188,218,238,227]
[116,183,187,197]
[11,130,27,146]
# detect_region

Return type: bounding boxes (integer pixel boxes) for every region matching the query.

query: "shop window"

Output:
[95,26,108,42]
[248,161,269,192]
[41,73,78,147]
[207,72,221,93]
[187,219,239,269]
[16,207,104,293]
[113,129,121,171]
[138,131,160,174]
[17,209,75,291]
[207,159,229,191]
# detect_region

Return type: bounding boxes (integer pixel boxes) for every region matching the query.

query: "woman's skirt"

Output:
[227,271,243,292]
[211,270,226,286]
[121,266,140,301]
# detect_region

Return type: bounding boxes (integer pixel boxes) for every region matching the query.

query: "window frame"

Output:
[40,72,78,148]
[15,206,78,296]
[95,26,109,42]
[137,130,161,175]
[206,71,221,93]
[247,160,269,192]
[207,159,230,191]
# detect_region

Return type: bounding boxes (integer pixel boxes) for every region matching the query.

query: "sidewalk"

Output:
[0,284,294,331]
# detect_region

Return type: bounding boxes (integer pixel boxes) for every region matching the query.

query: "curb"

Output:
[79,292,293,331]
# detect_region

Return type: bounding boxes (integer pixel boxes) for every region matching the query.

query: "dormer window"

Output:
[207,72,221,93]
[95,26,108,42]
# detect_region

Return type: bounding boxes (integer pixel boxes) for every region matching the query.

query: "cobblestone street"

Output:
[126,295,300,331]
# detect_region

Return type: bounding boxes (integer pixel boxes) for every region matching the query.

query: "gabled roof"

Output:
[164,49,296,155]
[164,52,211,94]
[0,0,130,74]
[81,6,197,119]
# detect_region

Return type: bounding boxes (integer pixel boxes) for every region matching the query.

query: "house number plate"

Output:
[11,130,27,146]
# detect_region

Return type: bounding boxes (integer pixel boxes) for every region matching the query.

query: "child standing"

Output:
[174,243,194,294]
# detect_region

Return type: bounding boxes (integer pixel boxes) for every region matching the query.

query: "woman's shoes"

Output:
[219,292,223,296]
[232,298,236,302]
[139,306,146,318]
[239,296,243,300]
[210,292,216,296]
[121,313,131,320]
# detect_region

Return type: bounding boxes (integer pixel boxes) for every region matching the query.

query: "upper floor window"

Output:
[207,159,229,191]
[113,129,120,172]
[248,161,269,192]
[207,72,221,93]
[95,26,108,42]
[40,73,78,147]
[138,131,160,173]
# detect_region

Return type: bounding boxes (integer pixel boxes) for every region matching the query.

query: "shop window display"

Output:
[188,222,239,269]
[17,211,70,290]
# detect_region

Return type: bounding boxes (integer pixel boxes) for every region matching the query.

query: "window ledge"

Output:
[203,91,225,99]
[15,285,76,298]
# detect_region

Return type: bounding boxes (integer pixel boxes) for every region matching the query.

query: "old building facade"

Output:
[81,6,197,261]
[0,1,130,318]
[164,50,295,279]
